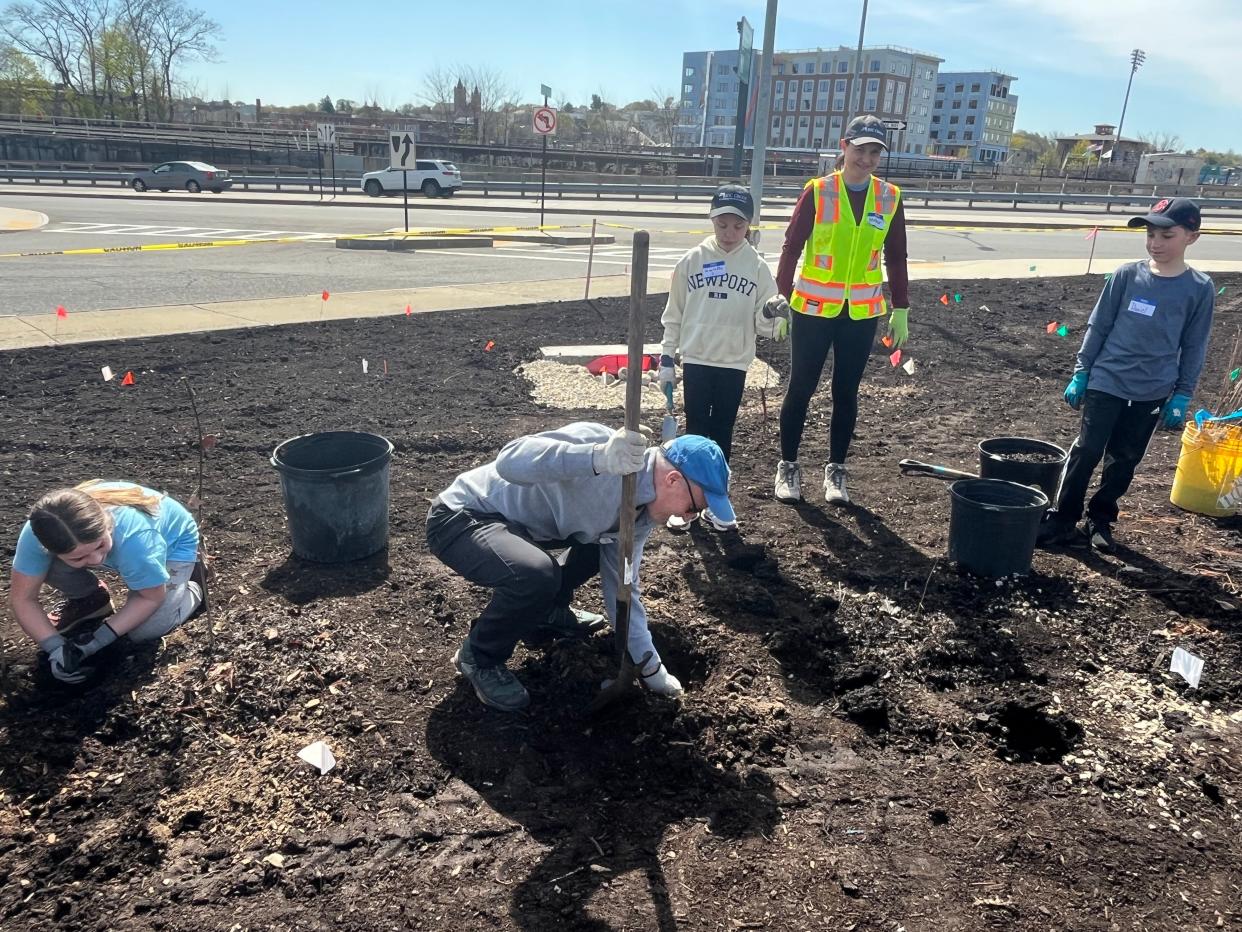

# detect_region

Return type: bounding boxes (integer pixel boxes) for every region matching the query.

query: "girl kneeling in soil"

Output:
[657,183,788,530]
[9,481,206,684]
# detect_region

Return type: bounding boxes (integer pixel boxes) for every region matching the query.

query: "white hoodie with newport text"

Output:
[660,236,780,372]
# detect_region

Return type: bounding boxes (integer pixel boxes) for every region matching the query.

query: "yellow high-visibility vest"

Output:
[790,171,901,320]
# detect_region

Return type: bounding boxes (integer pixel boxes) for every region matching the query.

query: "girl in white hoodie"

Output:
[658,184,789,529]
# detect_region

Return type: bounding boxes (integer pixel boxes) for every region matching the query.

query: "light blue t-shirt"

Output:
[12,484,198,590]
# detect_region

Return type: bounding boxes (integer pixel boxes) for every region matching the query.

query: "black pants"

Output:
[1054,389,1163,526]
[426,501,599,668]
[681,362,748,462]
[779,309,879,464]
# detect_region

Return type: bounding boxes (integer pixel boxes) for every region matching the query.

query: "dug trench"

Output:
[0,273,1240,931]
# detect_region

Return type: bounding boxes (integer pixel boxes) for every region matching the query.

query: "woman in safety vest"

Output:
[771,114,910,505]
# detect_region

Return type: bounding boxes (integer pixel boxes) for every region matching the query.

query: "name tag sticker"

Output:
[1127,298,1156,317]
[703,261,726,276]
[866,212,886,229]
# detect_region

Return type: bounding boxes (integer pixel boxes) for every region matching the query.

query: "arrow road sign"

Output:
[881,119,907,130]
[389,131,416,169]
[533,106,557,136]
[316,122,336,146]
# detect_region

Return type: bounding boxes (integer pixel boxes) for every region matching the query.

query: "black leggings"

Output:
[779,310,879,464]
[681,363,747,462]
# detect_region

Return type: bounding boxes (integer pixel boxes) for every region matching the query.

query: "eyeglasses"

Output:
[680,474,702,518]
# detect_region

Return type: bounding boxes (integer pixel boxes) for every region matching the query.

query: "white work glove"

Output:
[592,427,648,476]
[763,295,791,320]
[39,634,89,684]
[641,663,684,697]
[657,354,677,388]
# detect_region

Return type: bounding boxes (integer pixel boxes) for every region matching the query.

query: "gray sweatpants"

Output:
[44,560,202,643]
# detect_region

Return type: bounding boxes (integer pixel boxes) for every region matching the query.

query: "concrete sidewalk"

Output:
[5,256,1240,353]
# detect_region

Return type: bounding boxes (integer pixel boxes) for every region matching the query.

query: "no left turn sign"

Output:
[533,106,557,136]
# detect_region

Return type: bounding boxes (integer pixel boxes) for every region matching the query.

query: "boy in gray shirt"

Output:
[1040,197,1216,553]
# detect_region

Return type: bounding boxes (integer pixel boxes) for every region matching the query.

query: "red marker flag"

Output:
[56,305,68,318]
[404,304,412,316]
[1084,227,1099,240]
[1046,321,1058,334]
[121,370,135,386]
[321,290,330,301]
[484,340,495,352]
[939,294,950,306]
[888,349,902,367]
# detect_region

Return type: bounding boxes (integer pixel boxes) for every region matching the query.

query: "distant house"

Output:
[1054,123,1148,177]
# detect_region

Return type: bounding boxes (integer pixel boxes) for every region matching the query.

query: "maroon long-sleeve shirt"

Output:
[775,180,910,309]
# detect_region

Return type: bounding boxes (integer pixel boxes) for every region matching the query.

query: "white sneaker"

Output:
[774,460,802,502]
[666,514,693,531]
[823,463,850,504]
[702,506,737,531]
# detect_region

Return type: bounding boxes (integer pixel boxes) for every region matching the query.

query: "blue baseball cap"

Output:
[663,435,734,524]
[709,184,754,221]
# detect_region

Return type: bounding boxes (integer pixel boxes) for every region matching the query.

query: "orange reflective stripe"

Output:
[813,254,833,271]
[866,250,880,272]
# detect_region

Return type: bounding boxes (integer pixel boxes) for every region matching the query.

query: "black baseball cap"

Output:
[709,184,754,221]
[842,114,888,150]
[1127,197,1201,232]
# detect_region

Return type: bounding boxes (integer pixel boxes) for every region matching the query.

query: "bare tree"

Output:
[459,64,513,143]
[420,64,457,126]
[647,85,679,146]
[1138,130,1183,154]
[146,0,219,121]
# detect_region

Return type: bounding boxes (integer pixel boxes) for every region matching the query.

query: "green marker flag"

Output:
[953,293,962,303]
[1029,265,1037,272]
[1219,286,1227,296]
[1056,325,1069,337]
[1232,368,1241,382]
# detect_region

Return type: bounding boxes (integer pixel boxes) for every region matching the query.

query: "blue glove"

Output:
[1064,371,1088,410]
[1162,393,1192,430]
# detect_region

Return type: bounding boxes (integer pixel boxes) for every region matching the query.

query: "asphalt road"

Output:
[2,193,1238,318]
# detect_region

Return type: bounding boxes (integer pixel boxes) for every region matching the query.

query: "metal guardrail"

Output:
[4,167,1242,212]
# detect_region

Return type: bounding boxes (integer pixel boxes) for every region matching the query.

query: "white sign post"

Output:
[388,130,417,232]
[314,123,335,201]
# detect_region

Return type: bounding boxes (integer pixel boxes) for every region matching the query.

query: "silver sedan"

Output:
[129,161,233,194]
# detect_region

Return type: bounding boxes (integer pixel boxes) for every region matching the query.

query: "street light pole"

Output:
[847,0,870,124]
[1113,48,1145,179]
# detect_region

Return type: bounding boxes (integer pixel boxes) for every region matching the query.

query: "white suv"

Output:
[360,159,463,198]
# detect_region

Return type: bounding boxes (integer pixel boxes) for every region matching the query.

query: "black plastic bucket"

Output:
[271,431,394,563]
[948,478,1049,577]
[978,436,1068,505]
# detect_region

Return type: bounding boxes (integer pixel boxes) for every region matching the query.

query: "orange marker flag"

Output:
[881,334,894,348]
[56,305,68,318]
[1046,321,1058,333]
[404,304,412,316]
[121,370,135,386]
[321,290,330,301]
[939,294,950,306]
[484,340,495,352]
[888,349,902,367]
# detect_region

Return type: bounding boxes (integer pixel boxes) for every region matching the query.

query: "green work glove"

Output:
[886,307,909,348]
[1064,371,1088,409]
[1161,393,1192,430]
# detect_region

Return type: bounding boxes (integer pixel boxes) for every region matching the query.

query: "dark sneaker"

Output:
[453,640,530,712]
[189,554,209,618]
[1037,517,1083,547]
[1086,520,1115,554]
[532,605,608,642]
[48,580,114,634]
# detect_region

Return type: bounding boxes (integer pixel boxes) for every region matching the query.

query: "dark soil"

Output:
[988,451,1066,465]
[2,273,1241,931]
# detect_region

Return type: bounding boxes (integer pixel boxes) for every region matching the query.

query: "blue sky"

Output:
[185,0,1242,153]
